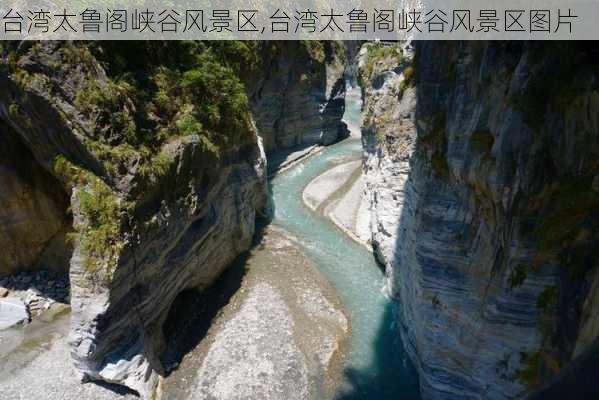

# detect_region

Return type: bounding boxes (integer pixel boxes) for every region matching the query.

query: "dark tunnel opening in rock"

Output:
[160,251,250,374]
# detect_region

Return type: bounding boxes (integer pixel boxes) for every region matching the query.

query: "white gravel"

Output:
[193,283,309,400]
[302,160,362,211]
[160,228,349,400]
[329,173,372,245]
[0,313,136,400]
[302,159,371,248]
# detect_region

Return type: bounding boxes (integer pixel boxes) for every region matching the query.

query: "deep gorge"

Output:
[0,40,598,400]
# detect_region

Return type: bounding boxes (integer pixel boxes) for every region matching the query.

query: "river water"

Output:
[269,84,421,399]
[0,84,421,400]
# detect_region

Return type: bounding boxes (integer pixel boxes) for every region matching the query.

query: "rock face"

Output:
[67,133,267,397]
[247,41,349,154]
[0,121,71,275]
[0,42,268,397]
[360,42,599,399]
[0,40,350,398]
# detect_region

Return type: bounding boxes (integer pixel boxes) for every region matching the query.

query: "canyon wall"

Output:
[0,42,270,397]
[0,40,348,397]
[360,42,599,399]
[0,121,71,275]
[246,41,348,153]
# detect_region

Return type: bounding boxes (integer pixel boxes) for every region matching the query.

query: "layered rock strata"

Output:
[0,42,268,397]
[360,42,599,399]
[247,41,349,154]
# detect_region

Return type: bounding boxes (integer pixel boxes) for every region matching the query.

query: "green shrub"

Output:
[54,155,122,281]
[139,150,173,179]
[60,43,96,70]
[360,42,403,84]
[180,54,251,138]
[8,103,19,118]
[75,78,136,142]
[76,177,122,281]
[152,151,171,177]
[302,41,326,63]
[400,66,415,92]
[65,42,257,186]
[175,109,203,136]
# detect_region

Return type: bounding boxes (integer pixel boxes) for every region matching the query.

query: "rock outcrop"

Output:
[0,121,71,275]
[0,41,268,397]
[0,297,28,330]
[246,41,349,154]
[0,40,350,398]
[360,42,599,399]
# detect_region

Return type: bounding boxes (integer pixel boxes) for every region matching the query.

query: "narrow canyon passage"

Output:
[264,82,419,398]
[2,41,598,400]
[160,82,421,399]
[0,47,419,400]
[270,138,420,399]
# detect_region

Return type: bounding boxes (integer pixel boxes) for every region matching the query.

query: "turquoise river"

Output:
[269,85,421,399]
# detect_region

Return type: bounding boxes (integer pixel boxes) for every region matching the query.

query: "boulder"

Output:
[0,297,29,330]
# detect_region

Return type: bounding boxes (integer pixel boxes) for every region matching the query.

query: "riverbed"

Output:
[0,84,421,400]
[270,136,420,399]
[160,82,421,399]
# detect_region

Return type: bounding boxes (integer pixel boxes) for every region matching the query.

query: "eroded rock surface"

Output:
[0,42,268,397]
[0,122,71,275]
[247,42,349,154]
[0,40,351,398]
[360,42,599,399]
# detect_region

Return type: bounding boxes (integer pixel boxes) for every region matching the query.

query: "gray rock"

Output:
[67,134,268,398]
[0,42,269,398]
[360,42,599,399]
[0,123,71,276]
[0,297,29,330]
[247,42,349,155]
[0,41,351,399]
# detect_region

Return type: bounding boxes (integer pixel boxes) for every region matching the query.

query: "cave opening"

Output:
[160,250,250,374]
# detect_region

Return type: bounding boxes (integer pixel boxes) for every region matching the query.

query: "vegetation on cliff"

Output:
[4,41,259,281]
[358,42,403,86]
[1,40,338,282]
[76,42,257,176]
[54,155,123,282]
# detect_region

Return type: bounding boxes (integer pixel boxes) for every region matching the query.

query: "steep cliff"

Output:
[0,121,71,275]
[245,41,348,153]
[0,41,268,396]
[361,42,599,399]
[0,39,351,397]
